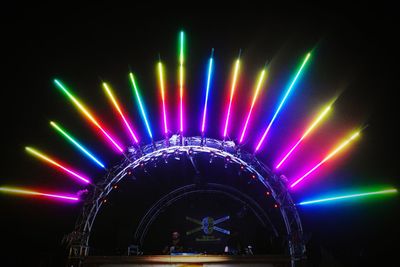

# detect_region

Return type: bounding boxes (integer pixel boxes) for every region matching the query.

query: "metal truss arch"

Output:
[134,182,280,248]
[66,135,305,264]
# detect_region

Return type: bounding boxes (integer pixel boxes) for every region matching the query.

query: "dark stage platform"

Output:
[82,255,291,267]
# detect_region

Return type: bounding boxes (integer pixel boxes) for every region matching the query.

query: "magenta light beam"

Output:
[54,79,124,153]
[25,147,91,184]
[290,130,361,189]
[275,104,332,169]
[223,56,241,139]
[0,186,79,202]
[179,31,185,133]
[201,48,214,134]
[158,61,168,135]
[255,53,311,151]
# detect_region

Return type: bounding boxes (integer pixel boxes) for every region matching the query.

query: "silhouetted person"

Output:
[163,231,184,254]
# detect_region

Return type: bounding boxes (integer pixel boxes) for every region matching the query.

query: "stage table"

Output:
[82,255,291,267]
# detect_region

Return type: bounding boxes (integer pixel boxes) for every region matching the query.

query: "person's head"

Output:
[172,231,180,240]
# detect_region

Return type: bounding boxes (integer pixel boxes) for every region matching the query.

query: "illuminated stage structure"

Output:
[65,136,304,265]
[1,31,397,267]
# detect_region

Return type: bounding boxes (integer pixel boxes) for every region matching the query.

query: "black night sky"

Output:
[1,3,399,267]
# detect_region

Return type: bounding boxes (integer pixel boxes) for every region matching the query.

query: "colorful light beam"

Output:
[129,73,153,139]
[275,104,332,169]
[0,186,79,201]
[223,57,241,138]
[201,49,214,134]
[239,68,267,143]
[255,52,311,151]
[158,61,168,135]
[50,121,106,169]
[54,79,124,153]
[290,130,361,188]
[179,31,185,133]
[102,82,139,144]
[297,188,398,205]
[25,147,91,184]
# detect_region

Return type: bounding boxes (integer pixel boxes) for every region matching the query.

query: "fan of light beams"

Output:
[1,31,397,206]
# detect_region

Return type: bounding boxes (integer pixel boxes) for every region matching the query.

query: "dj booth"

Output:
[82,255,291,267]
